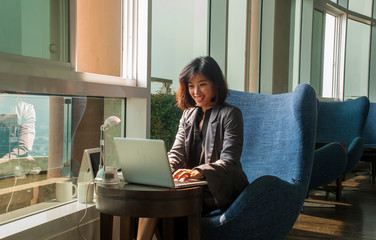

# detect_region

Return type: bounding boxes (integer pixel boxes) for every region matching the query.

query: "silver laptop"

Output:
[114,137,208,189]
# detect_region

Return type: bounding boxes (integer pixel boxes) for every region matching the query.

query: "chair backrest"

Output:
[363,102,376,144]
[226,84,317,186]
[316,97,370,145]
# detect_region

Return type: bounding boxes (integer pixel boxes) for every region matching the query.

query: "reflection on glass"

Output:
[344,19,370,99]
[348,0,373,17]
[0,93,124,220]
[0,0,69,62]
[0,94,48,178]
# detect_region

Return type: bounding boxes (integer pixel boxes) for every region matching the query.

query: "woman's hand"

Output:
[173,169,203,182]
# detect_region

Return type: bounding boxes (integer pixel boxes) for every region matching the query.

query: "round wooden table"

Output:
[95,182,203,240]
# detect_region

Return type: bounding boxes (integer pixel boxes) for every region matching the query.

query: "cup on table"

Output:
[56,181,77,202]
[78,182,95,203]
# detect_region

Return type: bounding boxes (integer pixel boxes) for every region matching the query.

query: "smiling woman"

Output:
[137,57,249,240]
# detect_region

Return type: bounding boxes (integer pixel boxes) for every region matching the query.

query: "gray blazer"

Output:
[168,102,249,210]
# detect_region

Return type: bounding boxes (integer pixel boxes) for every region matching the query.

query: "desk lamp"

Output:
[96,116,121,185]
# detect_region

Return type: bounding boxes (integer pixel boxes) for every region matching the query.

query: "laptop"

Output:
[113,137,208,189]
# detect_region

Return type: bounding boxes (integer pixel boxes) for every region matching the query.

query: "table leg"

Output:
[162,217,174,240]
[120,217,137,240]
[100,213,113,240]
[188,212,201,240]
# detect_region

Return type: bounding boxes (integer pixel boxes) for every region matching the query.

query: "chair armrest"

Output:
[202,175,304,239]
[309,142,347,189]
[345,137,364,173]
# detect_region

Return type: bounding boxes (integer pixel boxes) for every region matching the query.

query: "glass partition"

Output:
[0,0,69,62]
[0,92,123,223]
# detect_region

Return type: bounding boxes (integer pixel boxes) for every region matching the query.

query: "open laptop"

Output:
[113,137,208,189]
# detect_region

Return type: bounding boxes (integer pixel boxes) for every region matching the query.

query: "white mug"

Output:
[56,181,77,202]
[78,182,95,203]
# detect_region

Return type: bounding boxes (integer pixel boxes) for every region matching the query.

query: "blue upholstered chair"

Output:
[363,102,376,144]
[201,84,317,240]
[309,97,370,200]
[361,102,376,180]
[309,142,347,190]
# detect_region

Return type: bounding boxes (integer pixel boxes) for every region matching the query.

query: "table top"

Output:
[95,182,203,218]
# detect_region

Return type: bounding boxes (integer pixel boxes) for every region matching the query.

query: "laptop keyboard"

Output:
[173,179,208,188]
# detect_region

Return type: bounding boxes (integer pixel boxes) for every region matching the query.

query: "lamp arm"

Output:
[99,126,105,171]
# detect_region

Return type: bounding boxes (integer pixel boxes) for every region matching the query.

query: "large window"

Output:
[0,0,149,230]
[312,0,375,100]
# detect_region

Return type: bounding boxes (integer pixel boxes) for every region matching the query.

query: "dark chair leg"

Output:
[371,158,376,183]
[336,177,342,202]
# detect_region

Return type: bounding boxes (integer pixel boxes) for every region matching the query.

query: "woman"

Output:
[137,56,248,240]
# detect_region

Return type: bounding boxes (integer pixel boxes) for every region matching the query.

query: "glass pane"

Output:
[0,92,123,223]
[311,10,324,96]
[348,0,373,17]
[227,0,247,91]
[344,19,371,99]
[0,0,69,62]
[369,26,376,101]
[322,13,336,98]
[150,0,208,149]
[151,0,208,94]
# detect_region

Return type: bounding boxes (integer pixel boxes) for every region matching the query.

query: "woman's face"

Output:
[188,74,216,112]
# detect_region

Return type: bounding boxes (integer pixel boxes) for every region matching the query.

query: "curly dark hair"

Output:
[176,56,229,110]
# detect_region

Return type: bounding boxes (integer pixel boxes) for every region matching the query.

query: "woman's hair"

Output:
[176,56,229,110]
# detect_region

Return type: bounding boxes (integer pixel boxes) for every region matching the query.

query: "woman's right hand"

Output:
[173,169,203,182]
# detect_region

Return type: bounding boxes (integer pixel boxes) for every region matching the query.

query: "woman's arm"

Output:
[168,111,188,172]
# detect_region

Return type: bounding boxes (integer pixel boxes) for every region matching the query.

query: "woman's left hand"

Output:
[173,169,203,182]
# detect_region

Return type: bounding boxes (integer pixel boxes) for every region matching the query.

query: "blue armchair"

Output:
[201,84,317,240]
[361,102,376,180]
[309,97,369,200]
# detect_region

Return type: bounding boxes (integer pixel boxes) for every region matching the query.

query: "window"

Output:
[0,93,124,224]
[151,0,209,94]
[348,0,373,17]
[311,5,345,100]
[312,0,375,101]
[322,13,336,98]
[344,19,371,99]
[0,0,149,227]
[0,0,69,62]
